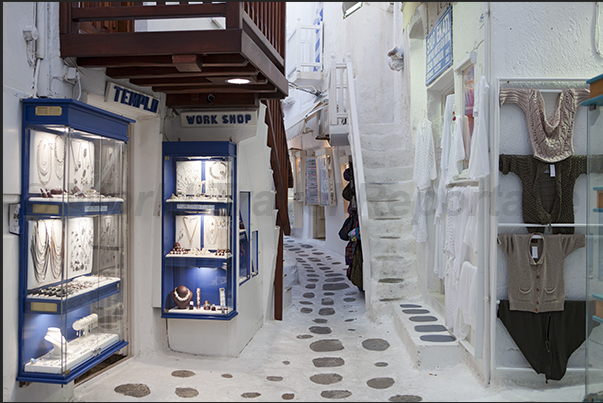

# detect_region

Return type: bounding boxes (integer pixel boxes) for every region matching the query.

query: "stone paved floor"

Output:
[73,236,585,402]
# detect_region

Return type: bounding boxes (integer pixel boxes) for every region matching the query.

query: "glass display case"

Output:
[161,141,238,319]
[17,98,132,384]
[585,87,603,401]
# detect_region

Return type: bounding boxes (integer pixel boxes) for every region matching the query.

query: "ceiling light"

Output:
[227,78,251,85]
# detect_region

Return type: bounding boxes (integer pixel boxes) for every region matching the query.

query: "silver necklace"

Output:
[209,161,227,180]
[205,216,218,247]
[183,216,199,248]
[53,136,64,180]
[173,287,191,302]
[37,138,52,186]
[70,140,82,172]
[48,220,63,279]
[31,220,49,283]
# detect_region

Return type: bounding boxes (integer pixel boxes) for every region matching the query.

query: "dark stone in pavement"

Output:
[114,384,151,398]
[389,394,423,402]
[267,376,283,381]
[414,325,447,332]
[409,316,437,322]
[375,362,388,367]
[309,326,332,334]
[321,390,352,399]
[314,318,328,323]
[362,338,390,351]
[175,387,199,398]
[420,334,456,342]
[323,283,350,290]
[241,392,261,398]
[367,377,395,389]
[310,373,343,385]
[300,307,313,313]
[282,393,295,400]
[399,304,422,308]
[402,309,430,314]
[171,370,195,378]
[321,298,334,305]
[303,292,315,298]
[319,308,336,316]
[313,357,345,367]
[310,339,344,352]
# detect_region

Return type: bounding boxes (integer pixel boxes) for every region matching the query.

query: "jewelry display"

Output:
[72,313,98,337]
[27,275,116,299]
[196,288,201,309]
[182,216,199,250]
[205,160,229,197]
[205,216,218,247]
[176,160,203,196]
[36,138,52,186]
[219,287,226,311]
[44,327,68,358]
[48,220,63,280]
[203,300,211,310]
[68,217,93,276]
[189,301,194,310]
[171,285,192,309]
[53,135,65,180]
[30,220,50,283]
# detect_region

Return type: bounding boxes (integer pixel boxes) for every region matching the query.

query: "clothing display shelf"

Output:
[17,98,133,385]
[161,141,238,320]
[584,91,603,402]
[490,78,592,381]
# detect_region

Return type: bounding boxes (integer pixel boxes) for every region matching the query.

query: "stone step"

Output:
[388,301,463,370]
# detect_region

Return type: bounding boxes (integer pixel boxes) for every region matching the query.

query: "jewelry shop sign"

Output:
[425,5,452,86]
[104,82,160,115]
[180,111,257,128]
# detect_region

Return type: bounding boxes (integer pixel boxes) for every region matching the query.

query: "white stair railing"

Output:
[328,53,372,305]
[286,19,323,80]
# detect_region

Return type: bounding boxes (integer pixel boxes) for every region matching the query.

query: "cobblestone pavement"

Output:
[73,237,585,402]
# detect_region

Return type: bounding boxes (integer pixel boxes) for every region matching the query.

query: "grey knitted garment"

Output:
[497,233,585,313]
[499,88,590,163]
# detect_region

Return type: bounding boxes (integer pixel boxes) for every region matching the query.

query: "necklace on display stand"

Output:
[31,220,50,283]
[37,138,52,186]
[183,216,199,249]
[48,220,63,279]
[53,135,64,180]
[206,216,218,247]
[71,140,82,173]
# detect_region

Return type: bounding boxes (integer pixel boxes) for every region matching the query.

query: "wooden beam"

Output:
[151,85,278,94]
[166,92,258,108]
[70,3,227,21]
[106,64,259,79]
[77,54,248,68]
[130,75,266,87]
[172,54,202,72]
[240,31,288,97]
[60,30,243,58]
[274,228,283,321]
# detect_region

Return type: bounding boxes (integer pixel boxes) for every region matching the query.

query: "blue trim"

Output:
[21,98,133,141]
[586,73,603,85]
[25,281,121,314]
[16,341,128,385]
[582,94,603,107]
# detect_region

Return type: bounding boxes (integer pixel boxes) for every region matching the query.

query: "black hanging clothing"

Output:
[497,299,586,381]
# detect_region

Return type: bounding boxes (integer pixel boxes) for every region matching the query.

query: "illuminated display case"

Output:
[161,141,238,320]
[585,84,603,402]
[17,98,132,384]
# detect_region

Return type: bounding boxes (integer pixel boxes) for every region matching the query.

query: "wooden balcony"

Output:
[59,2,288,109]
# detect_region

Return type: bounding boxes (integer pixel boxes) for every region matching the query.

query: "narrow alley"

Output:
[72,237,584,402]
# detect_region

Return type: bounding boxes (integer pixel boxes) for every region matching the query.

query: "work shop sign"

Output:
[425,5,452,85]
[181,111,257,127]
[104,82,159,115]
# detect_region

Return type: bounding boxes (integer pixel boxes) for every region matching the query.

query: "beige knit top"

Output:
[499,88,590,163]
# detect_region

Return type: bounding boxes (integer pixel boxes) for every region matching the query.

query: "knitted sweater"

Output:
[499,154,588,234]
[499,88,590,163]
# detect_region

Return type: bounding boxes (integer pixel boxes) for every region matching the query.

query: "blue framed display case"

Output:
[585,84,603,402]
[17,98,133,384]
[162,141,238,320]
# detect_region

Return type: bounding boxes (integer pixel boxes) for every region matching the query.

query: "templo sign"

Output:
[104,82,159,115]
[181,111,257,127]
[425,6,452,85]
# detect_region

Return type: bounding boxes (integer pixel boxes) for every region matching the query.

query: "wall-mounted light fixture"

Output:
[342,2,363,19]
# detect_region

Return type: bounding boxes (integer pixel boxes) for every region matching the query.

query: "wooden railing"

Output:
[264,98,293,321]
[60,2,285,64]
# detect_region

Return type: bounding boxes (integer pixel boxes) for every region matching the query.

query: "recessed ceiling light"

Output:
[227,78,251,85]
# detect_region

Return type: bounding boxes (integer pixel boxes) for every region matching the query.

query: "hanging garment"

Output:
[454,261,478,341]
[499,88,590,163]
[433,94,456,278]
[498,154,602,234]
[497,299,587,382]
[413,117,437,190]
[412,188,433,243]
[443,186,473,329]
[497,233,585,313]
[467,75,490,180]
[462,186,481,254]
[445,119,467,184]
